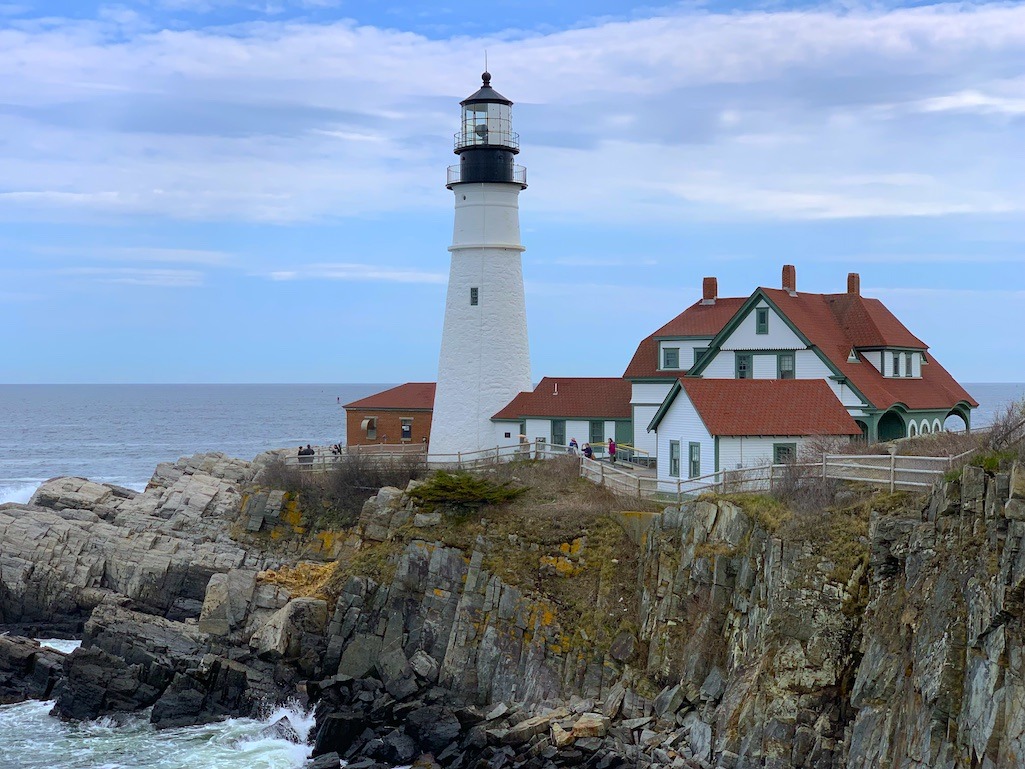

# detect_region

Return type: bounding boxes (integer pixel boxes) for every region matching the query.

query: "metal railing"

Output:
[446,164,527,187]
[453,131,520,152]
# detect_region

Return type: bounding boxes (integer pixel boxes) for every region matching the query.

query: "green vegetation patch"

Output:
[713,493,791,532]
[407,470,527,516]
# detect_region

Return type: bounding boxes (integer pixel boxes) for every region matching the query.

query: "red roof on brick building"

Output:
[493,377,632,420]
[343,383,436,411]
[673,379,862,436]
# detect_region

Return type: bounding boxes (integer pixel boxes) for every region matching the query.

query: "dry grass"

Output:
[258,561,340,601]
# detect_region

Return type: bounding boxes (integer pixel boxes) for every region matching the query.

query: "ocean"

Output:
[0,381,1023,768]
[0,383,387,505]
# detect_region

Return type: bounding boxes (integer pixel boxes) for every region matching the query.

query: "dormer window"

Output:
[663,347,680,369]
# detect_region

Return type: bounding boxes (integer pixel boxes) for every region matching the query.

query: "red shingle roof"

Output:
[760,289,978,410]
[623,298,746,379]
[679,379,862,436]
[344,382,436,411]
[493,377,632,420]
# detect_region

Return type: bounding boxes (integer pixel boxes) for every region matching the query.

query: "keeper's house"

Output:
[627,265,977,478]
[491,377,632,454]
[344,383,435,447]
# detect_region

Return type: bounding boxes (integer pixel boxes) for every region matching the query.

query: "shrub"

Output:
[253,452,426,529]
[407,470,526,516]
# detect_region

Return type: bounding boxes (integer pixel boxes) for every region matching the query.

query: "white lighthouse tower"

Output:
[429,72,532,458]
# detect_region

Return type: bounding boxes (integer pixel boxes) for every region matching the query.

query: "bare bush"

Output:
[253,456,306,494]
[253,452,426,529]
[772,458,844,514]
[985,397,1025,456]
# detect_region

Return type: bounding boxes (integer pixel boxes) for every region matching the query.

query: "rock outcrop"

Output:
[6,447,1025,769]
[0,453,268,628]
[0,636,65,704]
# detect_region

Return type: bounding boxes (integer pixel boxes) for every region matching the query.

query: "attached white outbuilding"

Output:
[648,378,863,493]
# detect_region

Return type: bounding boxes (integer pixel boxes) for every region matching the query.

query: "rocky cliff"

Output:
[3,451,1025,768]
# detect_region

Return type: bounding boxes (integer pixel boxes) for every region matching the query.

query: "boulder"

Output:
[314,710,367,756]
[502,714,552,745]
[375,647,418,701]
[405,705,462,753]
[0,636,66,704]
[52,646,161,721]
[571,713,610,738]
[199,569,258,637]
[250,598,328,660]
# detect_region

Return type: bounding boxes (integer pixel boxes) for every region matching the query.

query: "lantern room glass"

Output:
[459,102,514,149]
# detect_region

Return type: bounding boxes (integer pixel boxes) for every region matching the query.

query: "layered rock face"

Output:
[846,463,1025,768]
[0,453,267,628]
[4,448,1025,768]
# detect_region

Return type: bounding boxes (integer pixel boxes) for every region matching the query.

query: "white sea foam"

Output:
[0,699,317,769]
[37,639,82,654]
[0,480,43,505]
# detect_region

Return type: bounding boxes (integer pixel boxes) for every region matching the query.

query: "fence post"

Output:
[458,451,462,470]
[637,475,641,498]
[889,447,897,493]
[822,453,827,481]
[676,479,681,506]
[600,464,605,487]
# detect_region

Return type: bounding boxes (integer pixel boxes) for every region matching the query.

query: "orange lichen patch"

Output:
[540,555,579,577]
[282,499,303,527]
[258,561,338,600]
[557,538,585,556]
[315,530,346,555]
[433,588,451,599]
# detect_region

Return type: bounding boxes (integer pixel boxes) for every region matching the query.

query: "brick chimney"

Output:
[847,272,860,295]
[701,276,717,305]
[782,264,797,295]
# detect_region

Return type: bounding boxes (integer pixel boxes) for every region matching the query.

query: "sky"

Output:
[0,0,1023,384]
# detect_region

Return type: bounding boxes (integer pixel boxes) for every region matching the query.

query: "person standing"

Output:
[582,442,593,460]
[568,438,579,455]
[608,438,617,463]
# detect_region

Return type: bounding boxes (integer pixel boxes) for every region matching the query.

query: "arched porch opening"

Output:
[944,410,968,433]
[878,410,906,442]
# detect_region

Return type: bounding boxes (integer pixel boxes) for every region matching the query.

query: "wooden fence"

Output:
[286,441,976,503]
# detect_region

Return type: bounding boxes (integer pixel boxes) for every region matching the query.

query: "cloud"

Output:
[54,267,204,286]
[22,245,236,265]
[0,3,1023,224]
[267,262,446,283]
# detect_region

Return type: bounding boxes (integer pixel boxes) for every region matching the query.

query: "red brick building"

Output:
[343,383,436,447]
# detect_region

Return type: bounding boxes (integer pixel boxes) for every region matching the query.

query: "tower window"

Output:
[470,287,479,306]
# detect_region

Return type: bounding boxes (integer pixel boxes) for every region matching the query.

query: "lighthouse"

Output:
[428,72,532,458]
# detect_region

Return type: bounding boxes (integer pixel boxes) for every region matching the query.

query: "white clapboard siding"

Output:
[655,389,715,494]
[720,302,805,350]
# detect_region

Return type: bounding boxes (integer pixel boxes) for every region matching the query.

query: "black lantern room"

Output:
[447,72,526,188]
